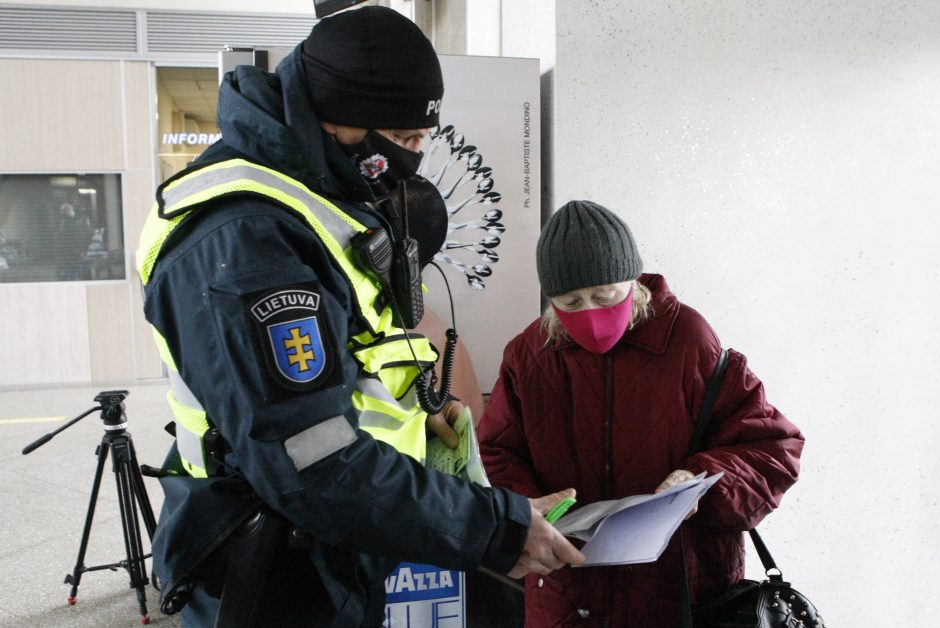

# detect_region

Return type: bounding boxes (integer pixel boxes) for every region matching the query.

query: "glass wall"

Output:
[157,67,220,183]
[0,173,124,283]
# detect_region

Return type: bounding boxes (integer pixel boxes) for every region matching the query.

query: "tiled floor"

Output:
[0,381,181,628]
[0,381,520,628]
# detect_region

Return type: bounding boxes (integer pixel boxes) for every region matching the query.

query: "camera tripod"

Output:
[22,390,158,625]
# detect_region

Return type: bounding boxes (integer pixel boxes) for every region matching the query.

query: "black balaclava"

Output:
[301,7,447,260]
[301,6,443,130]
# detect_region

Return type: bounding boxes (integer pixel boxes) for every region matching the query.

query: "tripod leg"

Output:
[126,435,160,621]
[127,438,158,539]
[65,439,110,604]
[112,437,152,624]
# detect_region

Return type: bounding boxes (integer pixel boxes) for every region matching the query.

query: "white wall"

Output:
[552,1,940,624]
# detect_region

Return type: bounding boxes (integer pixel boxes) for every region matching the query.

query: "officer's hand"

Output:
[507,489,585,579]
[655,469,697,519]
[426,400,462,449]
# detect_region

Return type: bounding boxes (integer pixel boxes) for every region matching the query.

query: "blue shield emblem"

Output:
[266,316,326,383]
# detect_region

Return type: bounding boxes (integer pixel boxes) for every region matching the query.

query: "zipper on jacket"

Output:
[603,351,613,627]
[603,352,613,499]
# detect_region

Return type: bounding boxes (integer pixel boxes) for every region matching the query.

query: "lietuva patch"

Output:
[248,287,335,391]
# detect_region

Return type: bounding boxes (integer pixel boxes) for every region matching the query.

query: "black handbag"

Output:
[691,531,824,627]
[680,350,825,628]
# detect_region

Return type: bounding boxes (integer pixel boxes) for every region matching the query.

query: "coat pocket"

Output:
[526,568,591,626]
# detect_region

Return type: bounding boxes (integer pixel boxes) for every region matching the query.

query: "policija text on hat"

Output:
[135,5,584,627]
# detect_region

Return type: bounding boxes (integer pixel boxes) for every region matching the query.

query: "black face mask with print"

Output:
[339,131,447,270]
[340,129,425,199]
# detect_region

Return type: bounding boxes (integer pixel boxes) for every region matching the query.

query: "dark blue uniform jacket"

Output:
[143,44,529,627]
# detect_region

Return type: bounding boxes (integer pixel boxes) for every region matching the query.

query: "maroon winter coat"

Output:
[478,274,804,627]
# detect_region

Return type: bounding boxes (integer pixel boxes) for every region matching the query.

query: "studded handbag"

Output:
[679,350,825,627]
[689,528,825,627]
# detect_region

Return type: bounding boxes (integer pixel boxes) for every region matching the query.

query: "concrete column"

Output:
[409,0,499,56]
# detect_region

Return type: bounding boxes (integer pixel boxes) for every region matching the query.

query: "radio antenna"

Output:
[398,179,410,239]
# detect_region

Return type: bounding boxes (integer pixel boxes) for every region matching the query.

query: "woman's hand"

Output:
[655,469,698,519]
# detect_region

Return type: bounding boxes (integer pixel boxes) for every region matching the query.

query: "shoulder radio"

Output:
[352,180,423,329]
[352,179,459,416]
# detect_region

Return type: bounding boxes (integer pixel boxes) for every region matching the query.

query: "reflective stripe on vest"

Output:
[138,159,391,339]
[136,158,437,471]
[167,370,211,478]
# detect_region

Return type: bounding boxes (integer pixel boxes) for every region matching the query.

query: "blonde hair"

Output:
[540,280,653,348]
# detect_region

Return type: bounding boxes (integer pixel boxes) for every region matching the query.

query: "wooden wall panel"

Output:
[123,61,155,173]
[0,59,124,171]
[122,59,162,380]
[130,274,163,379]
[86,282,133,381]
[122,165,155,267]
[0,57,163,386]
[0,284,91,386]
[121,169,163,380]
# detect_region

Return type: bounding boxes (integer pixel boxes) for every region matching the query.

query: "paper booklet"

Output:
[425,405,491,487]
[553,472,724,566]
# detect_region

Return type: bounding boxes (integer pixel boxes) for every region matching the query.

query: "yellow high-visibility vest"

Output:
[137,158,438,476]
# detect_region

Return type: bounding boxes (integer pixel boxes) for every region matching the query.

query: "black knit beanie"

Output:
[301,6,444,130]
[536,200,644,297]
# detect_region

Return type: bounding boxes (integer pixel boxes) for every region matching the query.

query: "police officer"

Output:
[137,6,583,627]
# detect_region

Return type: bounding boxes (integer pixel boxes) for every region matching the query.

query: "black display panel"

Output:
[313,0,368,18]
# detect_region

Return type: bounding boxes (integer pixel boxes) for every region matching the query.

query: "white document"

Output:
[425,406,491,487]
[554,472,724,566]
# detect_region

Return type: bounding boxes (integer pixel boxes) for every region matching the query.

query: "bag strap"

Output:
[686,348,729,458]
[680,349,788,627]
[685,348,784,580]
[680,349,729,628]
[748,528,783,582]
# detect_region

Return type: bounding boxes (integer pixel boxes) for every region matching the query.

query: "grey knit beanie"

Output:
[536,200,643,297]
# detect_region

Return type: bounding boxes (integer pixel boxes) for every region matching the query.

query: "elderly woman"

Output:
[477,200,804,627]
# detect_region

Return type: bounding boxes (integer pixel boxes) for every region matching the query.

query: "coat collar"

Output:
[619,274,680,355]
[212,44,373,203]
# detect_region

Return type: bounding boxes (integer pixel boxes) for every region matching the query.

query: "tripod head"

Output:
[95,390,129,433]
[22,389,130,455]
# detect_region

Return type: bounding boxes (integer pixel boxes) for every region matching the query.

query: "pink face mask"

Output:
[552,291,634,354]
